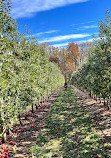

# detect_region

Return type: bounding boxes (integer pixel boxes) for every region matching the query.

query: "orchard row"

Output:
[0,0,64,142]
[71,11,111,107]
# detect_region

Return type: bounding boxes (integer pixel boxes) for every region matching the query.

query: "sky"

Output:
[10,0,111,47]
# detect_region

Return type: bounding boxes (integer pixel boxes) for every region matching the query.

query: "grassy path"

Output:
[1,87,110,158]
[29,87,111,158]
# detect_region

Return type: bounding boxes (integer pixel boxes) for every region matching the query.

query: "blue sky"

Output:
[11,0,111,47]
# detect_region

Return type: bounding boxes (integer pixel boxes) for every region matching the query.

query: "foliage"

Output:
[0,0,64,141]
[47,42,81,82]
[71,10,111,100]
[67,41,81,71]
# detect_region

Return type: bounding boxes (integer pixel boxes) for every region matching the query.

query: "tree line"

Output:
[0,0,64,142]
[71,11,111,107]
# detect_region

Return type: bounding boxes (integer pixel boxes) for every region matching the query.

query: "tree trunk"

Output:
[1,126,6,143]
[25,103,28,120]
[32,103,34,113]
[0,97,6,143]
[18,113,23,126]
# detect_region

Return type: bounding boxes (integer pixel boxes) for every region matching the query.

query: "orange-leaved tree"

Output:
[67,41,81,71]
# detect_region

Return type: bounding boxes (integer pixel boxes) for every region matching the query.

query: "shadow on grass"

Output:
[29,87,111,158]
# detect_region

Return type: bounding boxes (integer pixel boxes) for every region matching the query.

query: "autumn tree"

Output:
[67,41,81,71]
[59,48,68,82]
[84,42,92,58]
[79,42,93,64]
[45,42,82,82]
[47,46,68,82]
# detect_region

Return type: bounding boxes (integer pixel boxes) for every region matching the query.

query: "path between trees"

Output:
[7,87,62,158]
[1,86,111,158]
[71,86,111,138]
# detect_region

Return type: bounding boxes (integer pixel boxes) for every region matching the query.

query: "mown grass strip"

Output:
[29,87,110,158]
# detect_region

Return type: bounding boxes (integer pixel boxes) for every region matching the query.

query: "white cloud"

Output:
[51,37,101,48]
[53,42,69,47]
[39,33,90,43]
[77,37,100,44]
[77,25,98,30]
[25,30,58,38]
[77,38,93,44]
[35,30,58,36]
[52,37,99,48]
[80,21,95,25]
[70,20,95,27]
[11,0,89,18]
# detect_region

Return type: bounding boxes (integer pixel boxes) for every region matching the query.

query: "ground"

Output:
[0,86,111,158]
